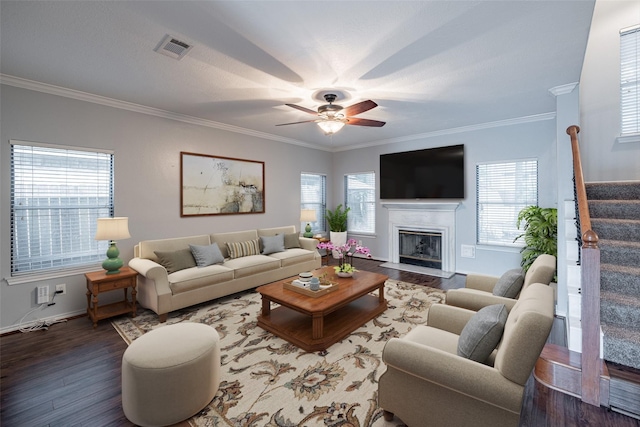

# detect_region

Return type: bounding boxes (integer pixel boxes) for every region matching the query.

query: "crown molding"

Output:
[548,82,578,97]
[333,112,557,152]
[0,74,332,152]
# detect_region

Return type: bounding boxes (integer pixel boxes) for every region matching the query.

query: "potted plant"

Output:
[326,204,350,233]
[326,204,350,257]
[513,206,558,274]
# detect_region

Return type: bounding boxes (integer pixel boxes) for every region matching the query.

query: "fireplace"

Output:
[399,230,442,269]
[383,202,459,276]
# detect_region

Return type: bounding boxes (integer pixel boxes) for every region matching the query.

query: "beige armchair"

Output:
[446,254,556,312]
[378,283,554,427]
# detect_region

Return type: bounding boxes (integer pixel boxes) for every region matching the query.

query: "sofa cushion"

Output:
[458,304,508,363]
[226,239,261,259]
[223,255,281,278]
[284,233,301,249]
[492,268,525,298]
[267,248,315,267]
[154,248,197,274]
[189,243,224,267]
[260,234,285,255]
[168,264,234,294]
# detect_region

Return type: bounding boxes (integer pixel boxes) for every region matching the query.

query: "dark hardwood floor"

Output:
[1,259,638,427]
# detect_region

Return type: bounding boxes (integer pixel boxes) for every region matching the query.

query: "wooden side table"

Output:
[85,266,137,328]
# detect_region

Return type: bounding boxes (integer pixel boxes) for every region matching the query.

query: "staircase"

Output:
[586,181,640,370]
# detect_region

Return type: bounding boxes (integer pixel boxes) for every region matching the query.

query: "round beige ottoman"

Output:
[122,323,220,427]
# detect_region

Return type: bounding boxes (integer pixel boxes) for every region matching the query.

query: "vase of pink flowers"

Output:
[316,239,372,277]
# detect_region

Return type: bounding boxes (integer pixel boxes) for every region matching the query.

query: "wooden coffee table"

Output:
[256,266,388,351]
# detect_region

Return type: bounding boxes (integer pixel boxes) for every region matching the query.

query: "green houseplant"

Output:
[326,204,350,232]
[513,206,558,273]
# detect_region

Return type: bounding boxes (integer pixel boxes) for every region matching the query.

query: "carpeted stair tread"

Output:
[601,290,640,327]
[591,218,640,242]
[601,263,640,296]
[602,323,640,370]
[599,239,640,268]
[589,200,640,221]
[586,181,640,200]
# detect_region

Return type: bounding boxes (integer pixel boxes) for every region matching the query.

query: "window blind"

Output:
[300,173,326,233]
[476,160,537,246]
[345,172,376,234]
[621,25,640,135]
[10,141,114,275]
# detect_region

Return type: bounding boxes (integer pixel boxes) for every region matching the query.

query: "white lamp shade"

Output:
[95,217,131,241]
[300,209,317,222]
[317,120,345,135]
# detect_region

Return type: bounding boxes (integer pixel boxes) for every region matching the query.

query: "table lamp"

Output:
[300,209,317,238]
[95,217,131,274]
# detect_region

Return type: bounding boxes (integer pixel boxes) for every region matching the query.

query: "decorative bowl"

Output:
[298,272,313,282]
[336,272,353,278]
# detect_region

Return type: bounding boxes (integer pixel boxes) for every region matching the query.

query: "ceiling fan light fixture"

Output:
[317,120,346,135]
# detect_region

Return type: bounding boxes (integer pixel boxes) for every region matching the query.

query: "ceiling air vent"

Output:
[154,35,193,60]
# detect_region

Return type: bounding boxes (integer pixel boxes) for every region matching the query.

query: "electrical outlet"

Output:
[461,244,476,258]
[56,284,66,295]
[37,286,49,304]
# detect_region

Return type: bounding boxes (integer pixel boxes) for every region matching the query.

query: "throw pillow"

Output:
[226,239,261,259]
[260,234,285,255]
[492,268,525,298]
[154,248,196,274]
[284,232,301,249]
[457,304,508,363]
[189,243,224,267]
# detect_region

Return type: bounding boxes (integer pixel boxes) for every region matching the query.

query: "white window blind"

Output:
[345,172,376,234]
[300,173,326,233]
[10,141,114,275]
[476,160,537,246]
[621,25,640,135]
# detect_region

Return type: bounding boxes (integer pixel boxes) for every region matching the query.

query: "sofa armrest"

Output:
[427,304,476,335]
[382,337,523,413]
[446,289,518,312]
[465,274,500,292]
[128,258,171,296]
[299,236,319,252]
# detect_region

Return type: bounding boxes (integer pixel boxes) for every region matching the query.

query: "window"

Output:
[476,160,537,246]
[345,172,376,234]
[621,25,640,136]
[300,173,326,233]
[10,141,114,276]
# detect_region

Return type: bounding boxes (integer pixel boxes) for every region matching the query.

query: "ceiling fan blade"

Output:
[275,119,318,126]
[343,100,378,117]
[346,117,386,127]
[285,104,318,115]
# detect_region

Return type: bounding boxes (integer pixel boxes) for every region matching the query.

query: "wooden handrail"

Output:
[566,125,598,249]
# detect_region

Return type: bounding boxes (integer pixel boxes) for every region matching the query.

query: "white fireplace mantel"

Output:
[383,202,460,274]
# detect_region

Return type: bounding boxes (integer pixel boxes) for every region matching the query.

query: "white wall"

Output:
[332,118,558,277]
[0,85,331,331]
[580,0,640,181]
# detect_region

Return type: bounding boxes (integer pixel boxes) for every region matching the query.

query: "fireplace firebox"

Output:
[399,230,442,269]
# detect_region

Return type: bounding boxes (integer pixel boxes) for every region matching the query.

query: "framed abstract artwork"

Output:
[180,152,265,216]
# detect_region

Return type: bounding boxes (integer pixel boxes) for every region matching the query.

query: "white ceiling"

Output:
[0,1,595,151]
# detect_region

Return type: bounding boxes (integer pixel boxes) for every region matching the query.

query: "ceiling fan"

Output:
[276,93,386,135]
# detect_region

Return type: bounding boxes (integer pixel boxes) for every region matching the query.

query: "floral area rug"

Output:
[112,279,445,427]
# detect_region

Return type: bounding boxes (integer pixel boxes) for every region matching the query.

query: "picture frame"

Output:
[180,152,265,216]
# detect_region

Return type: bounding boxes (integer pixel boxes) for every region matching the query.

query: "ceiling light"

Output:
[317,120,346,135]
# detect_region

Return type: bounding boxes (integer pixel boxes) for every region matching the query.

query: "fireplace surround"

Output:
[383,202,459,276]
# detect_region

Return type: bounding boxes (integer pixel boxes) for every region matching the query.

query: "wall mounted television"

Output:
[380,144,464,199]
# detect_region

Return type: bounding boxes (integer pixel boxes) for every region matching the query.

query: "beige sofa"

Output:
[378,282,554,427]
[129,226,321,321]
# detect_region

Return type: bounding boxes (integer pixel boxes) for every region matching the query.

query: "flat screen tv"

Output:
[380,144,464,199]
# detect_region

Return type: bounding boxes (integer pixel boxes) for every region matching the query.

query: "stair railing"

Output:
[567,125,608,406]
